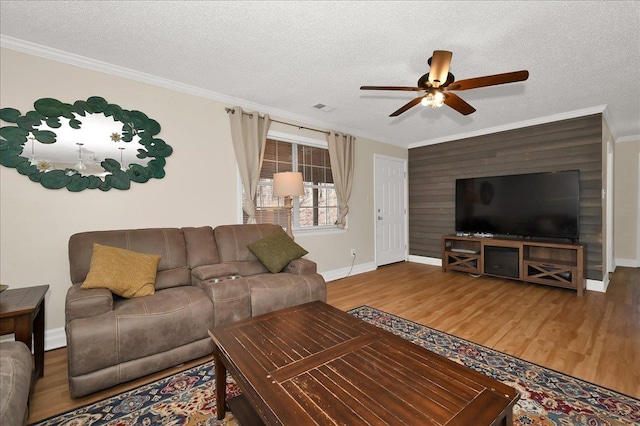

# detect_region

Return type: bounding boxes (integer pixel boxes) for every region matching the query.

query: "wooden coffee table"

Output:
[209,301,518,425]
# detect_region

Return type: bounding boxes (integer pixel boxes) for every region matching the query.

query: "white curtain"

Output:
[228,107,271,223]
[327,131,355,228]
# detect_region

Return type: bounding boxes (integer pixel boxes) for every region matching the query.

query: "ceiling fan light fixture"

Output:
[422,91,445,109]
[433,91,445,108]
[360,49,528,116]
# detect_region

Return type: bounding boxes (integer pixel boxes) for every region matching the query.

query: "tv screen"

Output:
[455,170,580,240]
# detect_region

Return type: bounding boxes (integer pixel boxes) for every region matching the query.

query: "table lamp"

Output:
[273,171,304,239]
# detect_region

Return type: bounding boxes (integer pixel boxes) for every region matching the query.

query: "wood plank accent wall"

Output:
[408,114,603,281]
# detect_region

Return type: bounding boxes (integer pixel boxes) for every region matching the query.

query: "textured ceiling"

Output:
[1,1,639,148]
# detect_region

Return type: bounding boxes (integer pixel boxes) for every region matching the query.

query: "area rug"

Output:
[30,306,639,426]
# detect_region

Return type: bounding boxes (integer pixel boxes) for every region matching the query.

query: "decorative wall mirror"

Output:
[0,96,172,191]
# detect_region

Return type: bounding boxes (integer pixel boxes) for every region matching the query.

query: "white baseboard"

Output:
[586,279,607,293]
[0,327,67,352]
[408,255,442,266]
[45,327,67,350]
[322,261,377,282]
[615,258,639,268]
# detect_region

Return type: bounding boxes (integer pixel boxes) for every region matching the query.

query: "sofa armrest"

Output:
[191,263,239,282]
[196,278,251,327]
[65,283,113,323]
[283,258,317,275]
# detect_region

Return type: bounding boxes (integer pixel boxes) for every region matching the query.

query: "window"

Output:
[245,138,338,230]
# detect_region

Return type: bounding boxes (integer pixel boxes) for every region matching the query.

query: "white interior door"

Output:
[375,155,407,266]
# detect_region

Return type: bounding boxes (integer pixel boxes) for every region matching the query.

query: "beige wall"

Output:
[296,137,407,271]
[0,48,406,333]
[614,138,640,264]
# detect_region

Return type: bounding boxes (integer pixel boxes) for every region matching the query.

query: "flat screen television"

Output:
[455,170,580,241]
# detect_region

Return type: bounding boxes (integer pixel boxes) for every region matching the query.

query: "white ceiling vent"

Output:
[312,103,335,112]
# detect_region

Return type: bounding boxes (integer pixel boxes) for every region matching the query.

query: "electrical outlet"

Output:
[351,248,356,257]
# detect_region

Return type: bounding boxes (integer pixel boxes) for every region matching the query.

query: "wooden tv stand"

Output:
[442,235,585,295]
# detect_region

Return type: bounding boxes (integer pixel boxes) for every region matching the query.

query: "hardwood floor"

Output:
[328,263,640,399]
[27,264,639,423]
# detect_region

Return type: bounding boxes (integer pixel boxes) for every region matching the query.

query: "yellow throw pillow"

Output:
[81,243,161,298]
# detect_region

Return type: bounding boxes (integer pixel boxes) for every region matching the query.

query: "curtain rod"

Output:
[225,107,330,135]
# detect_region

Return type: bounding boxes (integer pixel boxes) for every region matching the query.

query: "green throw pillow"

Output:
[248,228,309,273]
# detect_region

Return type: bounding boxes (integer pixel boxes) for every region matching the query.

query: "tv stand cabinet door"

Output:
[444,252,481,274]
[442,236,482,274]
[522,243,584,295]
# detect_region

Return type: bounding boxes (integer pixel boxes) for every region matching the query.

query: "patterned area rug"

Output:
[30,306,639,426]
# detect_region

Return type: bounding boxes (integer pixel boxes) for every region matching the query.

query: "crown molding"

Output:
[592,105,639,143]
[601,105,619,142]
[0,35,396,147]
[3,35,626,150]
[408,105,608,149]
[616,135,640,143]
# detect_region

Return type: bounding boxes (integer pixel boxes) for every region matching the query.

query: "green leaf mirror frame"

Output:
[0,96,173,191]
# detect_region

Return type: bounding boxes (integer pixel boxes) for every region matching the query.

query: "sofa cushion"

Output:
[81,243,161,298]
[183,226,220,268]
[113,287,214,360]
[225,260,269,277]
[69,228,190,290]
[246,273,327,316]
[214,223,283,263]
[66,286,214,377]
[248,228,309,273]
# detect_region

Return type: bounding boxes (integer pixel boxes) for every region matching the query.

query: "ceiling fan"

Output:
[360,50,529,116]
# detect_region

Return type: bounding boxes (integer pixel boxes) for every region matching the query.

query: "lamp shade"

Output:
[273,172,304,197]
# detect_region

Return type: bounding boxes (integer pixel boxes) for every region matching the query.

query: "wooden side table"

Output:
[0,285,49,383]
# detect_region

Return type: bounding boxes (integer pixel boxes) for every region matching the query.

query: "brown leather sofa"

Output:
[65,224,326,397]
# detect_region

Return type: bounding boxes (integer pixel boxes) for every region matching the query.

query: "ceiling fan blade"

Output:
[446,70,529,91]
[428,50,453,87]
[360,86,422,91]
[390,97,424,117]
[444,92,476,115]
